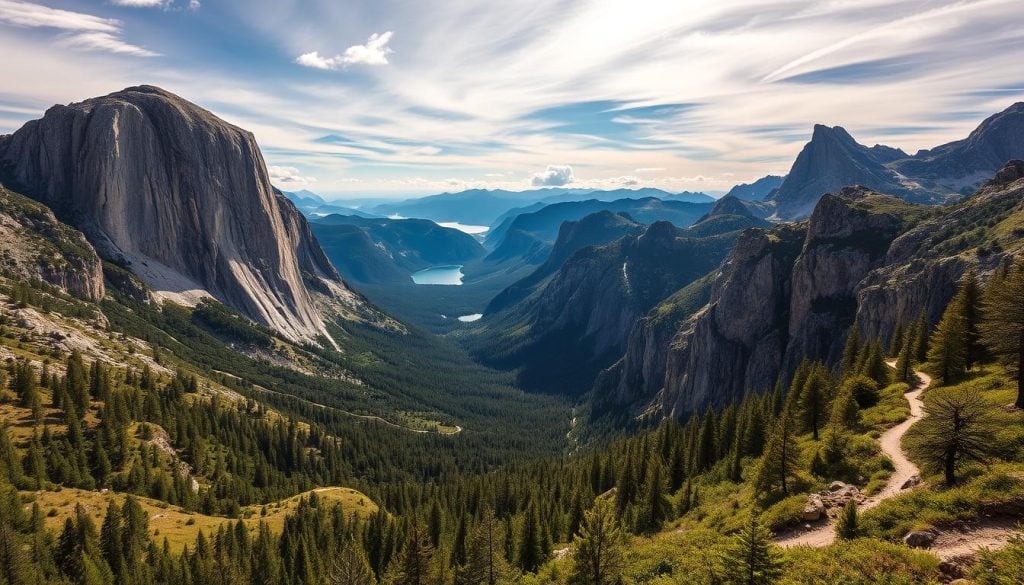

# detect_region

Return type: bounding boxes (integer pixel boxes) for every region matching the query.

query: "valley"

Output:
[0,82,1023,585]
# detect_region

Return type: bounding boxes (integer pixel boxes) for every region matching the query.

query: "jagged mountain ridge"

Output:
[0,86,353,342]
[467,205,767,395]
[596,162,1024,421]
[768,102,1024,218]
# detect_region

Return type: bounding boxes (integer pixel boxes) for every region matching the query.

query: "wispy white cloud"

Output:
[0,0,157,56]
[297,31,393,70]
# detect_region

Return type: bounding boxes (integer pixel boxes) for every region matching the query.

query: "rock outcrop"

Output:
[0,186,104,301]
[0,86,350,342]
[601,163,1024,420]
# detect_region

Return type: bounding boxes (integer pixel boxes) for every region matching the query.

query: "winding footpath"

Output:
[775,364,928,548]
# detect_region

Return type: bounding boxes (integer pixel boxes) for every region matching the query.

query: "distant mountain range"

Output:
[485,197,714,263]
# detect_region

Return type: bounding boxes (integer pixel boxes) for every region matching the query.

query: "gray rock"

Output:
[903,531,936,549]
[802,495,826,521]
[900,476,921,490]
[0,86,350,342]
[829,481,848,492]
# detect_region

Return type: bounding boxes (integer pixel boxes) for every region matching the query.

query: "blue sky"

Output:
[1,0,1023,199]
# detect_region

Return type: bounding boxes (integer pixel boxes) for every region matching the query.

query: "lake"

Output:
[411,265,465,285]
[437,221,489,235]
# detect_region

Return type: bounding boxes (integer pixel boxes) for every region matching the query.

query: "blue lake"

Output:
[411,265,465,285]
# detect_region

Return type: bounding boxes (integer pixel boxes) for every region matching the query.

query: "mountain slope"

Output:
[312,215,485,284]
[601,162,1024,420]
[466,215,752,395]
[768,102,1024,219]
[0,85,350,342]
[726,175,785,200]
[486,211,645,312]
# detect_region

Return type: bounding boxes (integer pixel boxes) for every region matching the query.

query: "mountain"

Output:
[596,162,1024,420]
[486,211,645,312]
[768,102,1024,219]
[371,188,579,225]
[0,86,350,342]
[466,207,759,395]
[0,185,104,301]
[311,215,485,284]
[767,125,912,218]
[484,197,713,262]
[725,175,785,200]
[667,190,717,203]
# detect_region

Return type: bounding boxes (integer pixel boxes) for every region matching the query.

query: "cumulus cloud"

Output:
[0,0,157,56]
[530,165,575,187]
[268,165,318,187]
[634,167,666,173]
[296,31,394,70]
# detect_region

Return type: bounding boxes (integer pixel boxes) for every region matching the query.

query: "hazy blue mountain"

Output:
[312,215,485,284]
[725,175,785,200]
[485,197,712,263]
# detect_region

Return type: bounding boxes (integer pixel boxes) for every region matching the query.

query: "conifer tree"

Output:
[754,411,801,496]
[957,270,986,369]
[835,500,859,540]
[906,388,998,485]
[394,522,433,585]
[928,294,970,385]
[457,508,512,585]
[329,538,377,585]
[716,512,783,585]
[798,366,830,440]
[912,311,930,363]
[858,340,891,387]
[980,260,1024,408]
[840,327,862,376]
[568,499,625,585]
[516,504,545,573]
[894,332,915,383]
[639,463,670,534]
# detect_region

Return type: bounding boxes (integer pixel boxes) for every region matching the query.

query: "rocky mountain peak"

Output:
[0,86,350,342]
[705,195,754,219]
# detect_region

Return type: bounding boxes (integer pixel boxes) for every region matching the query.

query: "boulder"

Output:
[802,495,826,521]
[903,531,936,549]
[828,481,848,492]
[900,475,921,490]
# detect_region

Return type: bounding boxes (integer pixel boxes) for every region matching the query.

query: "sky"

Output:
[1,0,1023,200]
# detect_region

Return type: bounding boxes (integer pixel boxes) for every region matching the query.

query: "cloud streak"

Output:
[0,0,157,56]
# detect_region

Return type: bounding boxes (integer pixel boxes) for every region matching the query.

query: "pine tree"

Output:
[894,332,915,383]
[840,327,862,377]
[888,322,905,357]
[798,366,830,440]
[835,500,859,540]
[928,294,970,385]
[858,340,891,387]
[329,538,377,585]
[568,499,625,585]
[912,311,930,363]
[980,260,1024,408]
[457,508,512,585]
[639,463,670,533]
[754,411,801,496]
[716,512,783,585]
[829,382,860,430]
[957,270,987,369]
[394,522,433,585]
[516,504,544,573]
[906,388,998,485]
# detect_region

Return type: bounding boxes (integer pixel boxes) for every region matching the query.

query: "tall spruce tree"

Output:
[568,499,625,585]
[716,512,783,585]
[928,294,970,385]
[980,260,1024,408]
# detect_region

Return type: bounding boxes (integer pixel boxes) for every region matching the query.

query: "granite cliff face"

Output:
[0,86,349,342]
[599,164,1024,421]
[0,186,104,301]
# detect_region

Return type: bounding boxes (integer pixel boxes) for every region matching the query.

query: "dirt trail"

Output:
[775,365,928,548]
[930,518,1023,561]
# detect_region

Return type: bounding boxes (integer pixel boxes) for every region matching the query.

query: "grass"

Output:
[860,364,1024,540]
[24,485,377,553]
